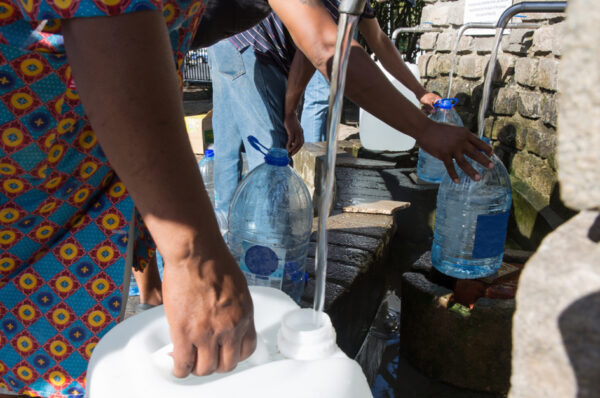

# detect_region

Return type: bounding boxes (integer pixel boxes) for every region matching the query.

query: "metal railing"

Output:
[182,48,211,84]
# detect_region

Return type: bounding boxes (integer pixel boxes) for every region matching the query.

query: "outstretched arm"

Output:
[284,50,317,154]
[62,10,256,377]
[270,0,492,181]
[359,17,440,113]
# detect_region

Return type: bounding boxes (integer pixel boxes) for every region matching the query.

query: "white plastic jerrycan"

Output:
[86,286,373,397]
[358,60,421,152]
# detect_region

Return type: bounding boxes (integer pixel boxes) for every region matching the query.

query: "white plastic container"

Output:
[86,287,372,398]
[359,61,421,152]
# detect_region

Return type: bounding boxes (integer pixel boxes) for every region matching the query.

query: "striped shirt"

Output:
[229,0,375,74]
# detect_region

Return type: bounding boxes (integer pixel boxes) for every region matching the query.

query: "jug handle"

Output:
[247,135,269,156]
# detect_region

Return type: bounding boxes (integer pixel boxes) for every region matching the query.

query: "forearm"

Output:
[285,50,316,118]
[374,38,427,100]
[270,0,433,140]
[62,11,223,266]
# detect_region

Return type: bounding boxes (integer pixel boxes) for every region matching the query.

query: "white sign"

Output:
[464,0,513,35]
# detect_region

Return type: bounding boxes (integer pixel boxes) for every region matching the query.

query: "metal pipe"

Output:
[392,25,443,47]
[339,0,368,15]
[477,1,567,137]
[447,21,540,97]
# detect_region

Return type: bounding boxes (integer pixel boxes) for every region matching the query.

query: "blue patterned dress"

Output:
[0,0,205,395]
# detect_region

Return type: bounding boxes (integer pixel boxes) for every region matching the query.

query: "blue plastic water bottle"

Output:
[198,149,215,207]
[431,145,512,279]
[417,98,464,183]
[228,137,313,302]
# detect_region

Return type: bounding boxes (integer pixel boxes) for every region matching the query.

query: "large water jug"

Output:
[358,61,420,152]
[198,148,215,206]
[431,151,512,279]
[417,98,464,183]
[87,286,373,398]
[228,137,312,302]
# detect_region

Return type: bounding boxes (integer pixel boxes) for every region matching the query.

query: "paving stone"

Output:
[310,229,383,255]
[342,200,410,215]
[312,212,395,239]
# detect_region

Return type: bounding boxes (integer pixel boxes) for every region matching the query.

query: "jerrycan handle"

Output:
[247,135,270,156]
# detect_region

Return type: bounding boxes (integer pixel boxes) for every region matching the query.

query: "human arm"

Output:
[269,0,491,180]
[358,17,440,113]
[284,50,318,154]
[62,10,256,376]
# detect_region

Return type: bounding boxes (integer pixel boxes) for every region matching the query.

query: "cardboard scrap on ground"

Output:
[185,109,213,154]
[342,200,410,215]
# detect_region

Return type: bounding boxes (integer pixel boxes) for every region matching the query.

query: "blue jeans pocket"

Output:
[209,40,246,80]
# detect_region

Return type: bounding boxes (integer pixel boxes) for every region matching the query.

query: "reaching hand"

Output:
[284,114,305,156]
[162,247,256,377]
[419,120,494,183]
[419,92,442,114]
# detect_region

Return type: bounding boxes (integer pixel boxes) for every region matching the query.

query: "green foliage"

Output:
[362,0,425,63]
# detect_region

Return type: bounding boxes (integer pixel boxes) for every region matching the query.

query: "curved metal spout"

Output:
[477,1,567,138]
[447,21,540,97]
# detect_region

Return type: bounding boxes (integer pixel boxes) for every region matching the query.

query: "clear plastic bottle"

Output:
[417,98,464,183]
[228,138,312,302]
[198,149,215,207]
[431,150,512,279]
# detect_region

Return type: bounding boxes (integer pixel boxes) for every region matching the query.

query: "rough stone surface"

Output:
[494,54,516,83]
[457,55,485,79]
[435,54,452,75]
[509,211,600,398]
[511,151,556,198]
[473,36,496,55]
[342,200,410,215]
[552,21,566,57]
[292,141,327,199]
[418,53,436,78]
[492,88,518,116]
[532,25,555,54]
[557,0,600,210]
[518,91,542,119]
[434,32,455,52]
[401,272,514,393]
[525,127,556,159]
[536,58,559,91]
[419,32,438,51]
[515,58,539,87]
[421,0,464,26]
[502,28,534,55]
[542,95,557,127]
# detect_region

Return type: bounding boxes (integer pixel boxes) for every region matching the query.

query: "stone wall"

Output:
[416,0,573,249]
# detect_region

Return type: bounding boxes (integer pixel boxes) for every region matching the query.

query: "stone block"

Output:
[473,36,495,54]
[532,25,555,54]
[425,76,449,97]
[435,54,452,75]
[418,54,436,78]
[515,58,538,87]
[457,55,485,79]
[420,0,464,26]
[509,211,600,398]
[552,21,566,57]
[557,0,600,210]
[511,151,556,198]
[434,32,455,52]
[518,91,542,119]
[502,28,534,55]
[494,54,516,83]
[418,32,438,51]
[492,88,518,116]
[542,96,557,127]
[457,35,473,53]
[536,58,559,91]
[525,126,556,159]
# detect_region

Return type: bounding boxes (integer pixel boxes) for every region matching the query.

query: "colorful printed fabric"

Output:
[0,0,205,396]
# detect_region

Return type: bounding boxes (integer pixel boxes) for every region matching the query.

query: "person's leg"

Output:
[300,71,330,143]
[208,40,244,214]
[235,51,288,171]
[132,256,162,307]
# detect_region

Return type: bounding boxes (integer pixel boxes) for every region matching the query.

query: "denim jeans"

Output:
[300,70,330,142]
[207,40,288,215]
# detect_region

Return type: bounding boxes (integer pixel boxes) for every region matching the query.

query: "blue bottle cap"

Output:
[434,98,459,110]
[265,148,290,167]
[204,149,214,158]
